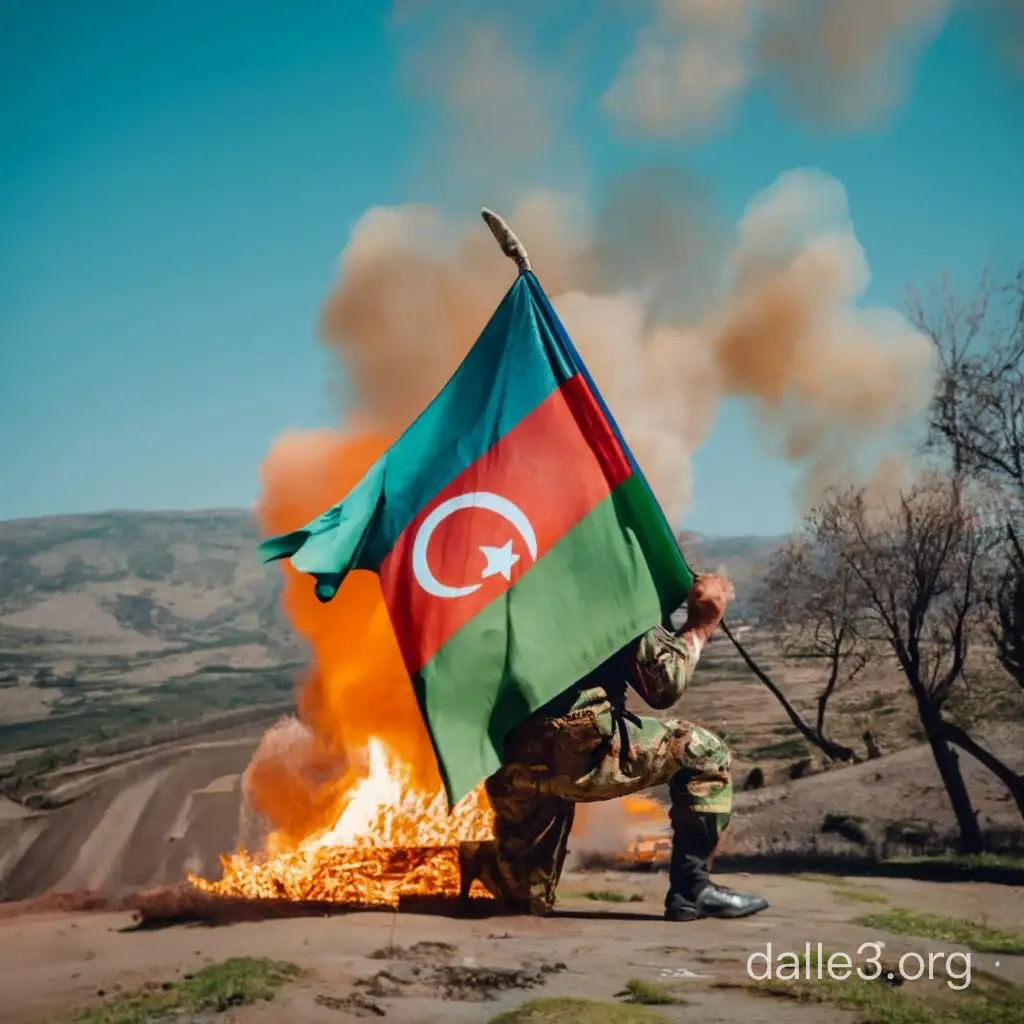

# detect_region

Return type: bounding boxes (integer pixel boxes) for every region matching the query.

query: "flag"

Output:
[260,272,694,806]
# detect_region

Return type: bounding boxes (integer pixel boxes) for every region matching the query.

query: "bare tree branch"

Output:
[939,720,1024,819]
[726,264,1023,852]
[912,265,1024,691]
[720,619,858,762]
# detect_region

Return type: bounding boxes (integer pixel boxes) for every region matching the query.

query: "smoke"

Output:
[976,0,1024,74]
[404,0,1020,150]
[318,166,934,523]
[758,0,951,130]
[604,0,952,138]
[242,716,351,854]
[710,169,935,507]
[406,21,575,190]
[568,796,670,866]
[603,0,756,139]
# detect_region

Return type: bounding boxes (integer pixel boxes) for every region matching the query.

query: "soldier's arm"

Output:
[629,623,707,710]
[629,575,733,711]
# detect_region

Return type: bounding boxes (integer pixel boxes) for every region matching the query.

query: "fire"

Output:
[190,431,664,906]
[621,794,667,820]
[191,737,495,906]
[189,431,495,905]
[620,794,671,864]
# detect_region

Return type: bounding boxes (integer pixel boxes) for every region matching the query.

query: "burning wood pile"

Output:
[190,430,674,910]
[619,834,671,867]
[188,739,671,907]
[190,738,496,907]
[570,794,672,871]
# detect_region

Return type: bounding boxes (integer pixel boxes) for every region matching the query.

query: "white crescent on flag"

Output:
[410,491,539,599]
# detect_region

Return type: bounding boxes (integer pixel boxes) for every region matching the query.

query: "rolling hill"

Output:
[0,509,780,762]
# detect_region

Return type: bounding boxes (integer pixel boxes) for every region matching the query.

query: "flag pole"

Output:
[480,208,532,274]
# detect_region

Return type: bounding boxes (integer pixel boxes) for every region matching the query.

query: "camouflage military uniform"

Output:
[463,624,732,915]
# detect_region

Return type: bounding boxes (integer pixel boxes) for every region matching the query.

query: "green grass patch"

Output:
[488,998,671,1024]
[857,909,1024,955]
[831,887,889,904]
[746,736,809,760]
[581,890,644,903]
[60,956,301,1023]
[614,980,685,1006]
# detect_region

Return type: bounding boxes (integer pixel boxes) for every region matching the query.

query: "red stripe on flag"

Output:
[379,373,631,674]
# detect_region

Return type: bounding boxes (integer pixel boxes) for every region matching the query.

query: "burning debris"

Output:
[185,734,672,908]
[183,685,671,907]
[190,739,495,907]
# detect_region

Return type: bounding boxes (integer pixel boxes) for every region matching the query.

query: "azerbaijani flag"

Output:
[260,271,694,806]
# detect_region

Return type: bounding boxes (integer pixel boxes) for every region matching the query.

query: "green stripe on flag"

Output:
[413,473,691,806]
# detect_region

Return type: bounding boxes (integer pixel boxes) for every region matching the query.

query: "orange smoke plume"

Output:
[243,430,446,851]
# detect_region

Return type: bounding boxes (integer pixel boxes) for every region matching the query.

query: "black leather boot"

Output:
[665,811,768,921]
[665,883,769,921]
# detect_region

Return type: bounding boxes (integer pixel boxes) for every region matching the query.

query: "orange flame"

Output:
[191,431,495,905]
[620,794,667,820]
[619,795,671,865]
[192,431,667,904]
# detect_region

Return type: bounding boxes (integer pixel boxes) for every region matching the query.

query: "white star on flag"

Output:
[479,540,519,581]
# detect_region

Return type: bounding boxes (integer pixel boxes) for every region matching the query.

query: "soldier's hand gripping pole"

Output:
[481,208,532,274]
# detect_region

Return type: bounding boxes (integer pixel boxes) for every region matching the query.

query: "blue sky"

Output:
[2,1,1022,536]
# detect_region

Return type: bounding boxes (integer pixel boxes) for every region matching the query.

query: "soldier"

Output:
[461,574,769,922]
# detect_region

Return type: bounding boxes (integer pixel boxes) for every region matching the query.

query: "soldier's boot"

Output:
[664,813,768,922]
[458,840,555,917]
[458,840,497,903]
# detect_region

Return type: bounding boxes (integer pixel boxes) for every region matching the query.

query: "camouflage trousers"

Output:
[462,706,732,914]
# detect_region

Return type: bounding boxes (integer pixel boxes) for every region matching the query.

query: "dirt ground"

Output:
[1,871,1021,1024]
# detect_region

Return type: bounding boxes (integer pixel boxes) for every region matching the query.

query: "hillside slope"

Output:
[0,511,302,756]
[0,509,779,757]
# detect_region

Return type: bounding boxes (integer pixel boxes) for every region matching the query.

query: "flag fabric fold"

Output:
[260,271,693,806]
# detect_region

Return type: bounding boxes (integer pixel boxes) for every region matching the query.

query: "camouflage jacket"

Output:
[531,624,702,722]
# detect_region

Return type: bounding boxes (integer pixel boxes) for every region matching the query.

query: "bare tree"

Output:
[901,267,1024,828]
[764,538,870,737]
[828,477,1023,842]
[909,266,1024,689]
[722,537,865,763]
[722,618,859,764]
[993,530,1024,685]
[724,266,1023,844]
